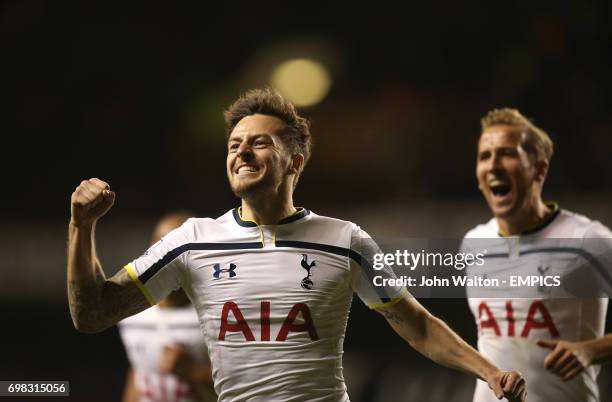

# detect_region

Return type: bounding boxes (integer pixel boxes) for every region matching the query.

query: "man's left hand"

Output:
[537,339,593,381]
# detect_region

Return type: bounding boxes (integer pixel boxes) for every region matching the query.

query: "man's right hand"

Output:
[486,370,527,402]
[70,178,116,227]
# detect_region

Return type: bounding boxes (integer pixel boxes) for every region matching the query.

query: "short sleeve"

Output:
[123,219,194,305]
[349,225,406,309]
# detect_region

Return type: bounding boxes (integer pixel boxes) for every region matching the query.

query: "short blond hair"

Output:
[481,108,554,163]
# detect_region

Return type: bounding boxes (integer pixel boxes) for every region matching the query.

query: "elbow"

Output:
[73,323,104,334]
[70,312,108,334]
[72,319,104,334]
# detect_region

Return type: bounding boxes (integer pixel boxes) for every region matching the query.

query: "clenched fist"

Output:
[486,370,527,402]
[70,178,116,227]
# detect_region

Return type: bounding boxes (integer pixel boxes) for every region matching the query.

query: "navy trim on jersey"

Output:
[232,207,310,227]
[278,208,310,224]
[521,207,560,235]
[275,240,391,303]
[232,208,257,227]
[140,242,263,284]
[482,247,612,288]
[276,240,352,258]
[498,202,560,237]
[140,238,393,303]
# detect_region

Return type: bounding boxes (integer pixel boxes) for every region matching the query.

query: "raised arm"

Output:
[376,295,526,402]
[67,178,150,333]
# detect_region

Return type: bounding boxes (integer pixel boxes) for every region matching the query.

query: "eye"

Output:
[478,151,490,161]
[254,139,270,147]
[500,148,518,157]
[228,143,239,153]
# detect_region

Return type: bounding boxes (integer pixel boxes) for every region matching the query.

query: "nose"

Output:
[236,142,253,161]
[487,152,503,172]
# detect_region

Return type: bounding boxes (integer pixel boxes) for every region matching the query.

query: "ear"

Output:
[533,159,549,183]
[289,153,305,175]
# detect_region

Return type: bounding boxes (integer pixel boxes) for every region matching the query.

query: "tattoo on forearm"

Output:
[103,270,150,321]
[68,279,104,330]
[68,270,149,331]
[381,310,405,324]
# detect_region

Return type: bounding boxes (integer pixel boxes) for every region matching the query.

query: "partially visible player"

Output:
[118,212,216,402]
[67,88,526,402]
[464,108,612,402]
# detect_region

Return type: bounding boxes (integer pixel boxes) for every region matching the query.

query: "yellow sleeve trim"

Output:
[124,263,156,306]
[367,288,409,310]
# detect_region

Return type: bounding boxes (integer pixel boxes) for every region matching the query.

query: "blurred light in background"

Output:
[271,58,332,107]
[236,37,340,108]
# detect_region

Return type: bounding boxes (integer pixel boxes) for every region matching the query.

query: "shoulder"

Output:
[548,209,612,238]
[463,218,498,239]
[184,215,224,231]
[306,211,366,239]
[307,211,358,229]
[176,211,237,241]
[280,210,364,249]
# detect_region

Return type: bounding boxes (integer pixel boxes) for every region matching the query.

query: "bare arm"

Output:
[67,178,150,333]
[583,334,612,365]
[376,295,526,402]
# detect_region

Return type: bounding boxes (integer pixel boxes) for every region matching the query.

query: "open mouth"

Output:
[236,165,260,175]
[490,183,511,197]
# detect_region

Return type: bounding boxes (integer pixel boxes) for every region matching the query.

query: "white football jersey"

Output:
[118,305,216,402]
[124,208,403,402]
[463,207,612,402]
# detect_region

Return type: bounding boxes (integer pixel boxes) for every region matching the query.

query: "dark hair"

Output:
[224,87,313,165]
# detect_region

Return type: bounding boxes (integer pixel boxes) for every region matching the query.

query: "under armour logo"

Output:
[213,263,237,279]
[300,254,316,290]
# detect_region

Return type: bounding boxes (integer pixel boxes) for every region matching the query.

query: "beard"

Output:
[231,179,262,199]
[229,171,279,200]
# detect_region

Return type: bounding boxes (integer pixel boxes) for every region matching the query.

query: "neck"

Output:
[497,198,552,236]
[240,192,297,225]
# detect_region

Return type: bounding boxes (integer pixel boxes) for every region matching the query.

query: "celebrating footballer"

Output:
[67,89,527,401]
[464,108,612,402]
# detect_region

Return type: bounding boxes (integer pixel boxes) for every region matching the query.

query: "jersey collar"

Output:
[232,207,310,228]
[497,201,560,237]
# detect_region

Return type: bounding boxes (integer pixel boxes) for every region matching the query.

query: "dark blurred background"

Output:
[2,1,611,401]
